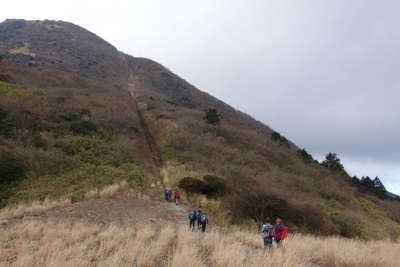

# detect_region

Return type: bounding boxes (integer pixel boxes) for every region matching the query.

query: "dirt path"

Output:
[1,197,191,229]
[164,202,188,225]
[127,74,164,188]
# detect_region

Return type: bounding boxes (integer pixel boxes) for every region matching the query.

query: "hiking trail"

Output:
[164,202,188,225]
[126,73,165,188]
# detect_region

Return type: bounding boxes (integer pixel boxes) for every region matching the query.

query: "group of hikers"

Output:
[260,218,289,249]
[187,210,209,232]
[163,189,288,248]
[164,188,181,205]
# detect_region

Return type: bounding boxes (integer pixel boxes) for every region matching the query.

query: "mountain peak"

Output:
[0,19,128,80]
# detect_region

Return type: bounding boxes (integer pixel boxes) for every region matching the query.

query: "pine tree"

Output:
[203,109,221,126]
[322,153,344,171]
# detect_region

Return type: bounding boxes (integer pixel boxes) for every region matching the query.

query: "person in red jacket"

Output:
[174,190,181,205]
[274,218,288,247]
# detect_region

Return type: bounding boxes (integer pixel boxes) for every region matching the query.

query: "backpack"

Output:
[188,212,196,220]
[200,214,207,224]
[261,224,273,238]
[281,226,289,240]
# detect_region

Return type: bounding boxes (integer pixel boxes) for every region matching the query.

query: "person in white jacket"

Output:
[260,222,274,248]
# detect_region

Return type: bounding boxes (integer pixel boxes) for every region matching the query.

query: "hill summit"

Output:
[0,19,399,240]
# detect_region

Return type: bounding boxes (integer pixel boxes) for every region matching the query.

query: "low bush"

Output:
[203,108,221,126]
[56,135,135,167]
[71,120,97,135]
[271,131,289,145]
[202,175,228,198]
[0,152,26,183]
[31,135,47,149]
[331,213,363,238]
[60,109,91,121]
[5,163,143,205]
[227,188,291,225]
[178,177,205,194]
[0,107,14,137]
[297,148,314,162]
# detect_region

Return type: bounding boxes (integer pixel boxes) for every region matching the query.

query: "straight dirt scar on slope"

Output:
[127,72,165,188]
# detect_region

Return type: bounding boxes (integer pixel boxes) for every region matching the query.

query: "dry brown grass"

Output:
[0,199,71,224]
[1,219,399,267]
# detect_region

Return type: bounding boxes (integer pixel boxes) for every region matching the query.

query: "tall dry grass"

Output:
[1,219,399,267]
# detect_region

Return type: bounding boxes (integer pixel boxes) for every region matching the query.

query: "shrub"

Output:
[290,204,329,234]
[71,120,97,135]
[70,190,85,203]
[178,177,205,194]
[56,135,136,167]
[0,152,26,183]
[162,145,178,161]
[228,188,291,224]
[61,109,91,121]
[203,108,221,126]
[55,96,66,104]
[297,148,313,162]
[271,131,288,145]
[202,175,228,198]
[0,107,14,137]
[32,135,47,149]
[57,135,104,155]
[331,213,363,238]
[61,111,82,121]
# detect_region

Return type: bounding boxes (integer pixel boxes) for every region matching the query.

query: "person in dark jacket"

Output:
[188,210,196,231]
[196,210,202,230]
[199,213,208,232]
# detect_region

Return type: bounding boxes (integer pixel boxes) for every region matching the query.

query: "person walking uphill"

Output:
[261,221,274,249]
[274,218,288,247]
[164,189,169,201]
[188,210,196,231]
[199,213,208,232]
[196,210,203,230]
[167,189,173,201]
[174,190,181,205]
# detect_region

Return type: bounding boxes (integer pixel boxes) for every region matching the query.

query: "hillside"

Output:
[1,194,398,266]
[0,19,400,240]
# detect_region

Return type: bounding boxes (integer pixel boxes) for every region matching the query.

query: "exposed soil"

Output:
[3,197,190,229]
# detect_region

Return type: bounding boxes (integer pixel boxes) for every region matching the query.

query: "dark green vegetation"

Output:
[178,175,228,198]
[203,108,221,126]
[1,19,399,240]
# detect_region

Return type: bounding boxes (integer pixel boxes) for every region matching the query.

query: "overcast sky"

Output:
[2,0,399,194]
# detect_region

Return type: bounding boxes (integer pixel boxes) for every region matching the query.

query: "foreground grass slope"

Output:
[1,219,399,267]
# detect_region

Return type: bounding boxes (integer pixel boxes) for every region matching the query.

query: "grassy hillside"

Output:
[0,19,400,240]
[1,217,399,266]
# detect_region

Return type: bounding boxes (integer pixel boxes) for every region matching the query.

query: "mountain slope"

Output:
[0,19,399,240]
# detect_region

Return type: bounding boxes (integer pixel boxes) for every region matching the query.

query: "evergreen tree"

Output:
[271,131,289,145]
[297,148,313,161]
[203,108,221,126]
[322,153,344,171]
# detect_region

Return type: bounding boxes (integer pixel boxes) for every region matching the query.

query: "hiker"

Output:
[164,189,169,201]
[274,218,288,247]
[260,221,274,249]
[174,190,181,205]
[199,213,208,232]
[167,189,173,201]
[188,210,197,231]
[196,210,203,230]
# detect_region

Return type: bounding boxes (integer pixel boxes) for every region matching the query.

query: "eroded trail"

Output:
[126,73,164,187]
